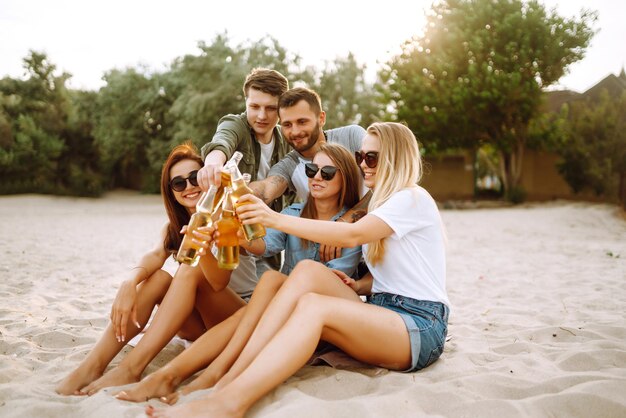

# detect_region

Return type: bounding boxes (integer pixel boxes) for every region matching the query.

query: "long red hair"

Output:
[160,142,203,256]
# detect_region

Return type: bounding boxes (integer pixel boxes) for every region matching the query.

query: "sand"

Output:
[0,192,625,417]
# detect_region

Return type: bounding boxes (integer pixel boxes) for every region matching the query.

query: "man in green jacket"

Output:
[198,68,290,195]
[198,68,290,273]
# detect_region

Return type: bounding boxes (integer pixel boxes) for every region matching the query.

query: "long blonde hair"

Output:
[366,122,422,265]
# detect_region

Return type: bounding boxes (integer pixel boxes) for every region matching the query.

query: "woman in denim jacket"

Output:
[147,123,450,418]
[261,202,362,276]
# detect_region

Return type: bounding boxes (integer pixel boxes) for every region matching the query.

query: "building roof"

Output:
[544,68,626,112]
[583,71,626,100]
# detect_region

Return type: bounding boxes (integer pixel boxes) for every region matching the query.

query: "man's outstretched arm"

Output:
[248,175,289,205]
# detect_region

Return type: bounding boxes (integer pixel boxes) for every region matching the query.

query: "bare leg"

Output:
[115,308,244,402]
[55,270,172,395]
[216,260,361,388]
[164,271,287,402]
[147,293,411,418]
[81,264,244,395]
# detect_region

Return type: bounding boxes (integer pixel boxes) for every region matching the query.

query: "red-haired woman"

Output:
[56,143,253,396]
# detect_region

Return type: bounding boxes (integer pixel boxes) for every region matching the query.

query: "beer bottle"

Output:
[212,151,244,215]
[175,185,218,267]
[229,166,266,241]
[215,187,240,270]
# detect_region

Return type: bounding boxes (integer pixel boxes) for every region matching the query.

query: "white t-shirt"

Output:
[365,186,449,307]
[257,139,275,181]
[292,157,309,202]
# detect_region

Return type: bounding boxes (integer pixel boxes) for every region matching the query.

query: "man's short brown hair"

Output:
[243,68,289,98]
[278,87,322,116]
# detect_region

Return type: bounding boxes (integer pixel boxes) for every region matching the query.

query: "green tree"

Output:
[93,68,166,190]
[169,33,301,149]
[557,91,626,208]
[60,89,104,195]
[0,51,72,193]
[383,0,596,200]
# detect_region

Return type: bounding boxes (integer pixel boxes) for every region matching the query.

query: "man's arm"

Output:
[197,150,227,190]
[198,115,246,190]
[248,175,289,205]
[338,189,372,223]
[250,149,298,204]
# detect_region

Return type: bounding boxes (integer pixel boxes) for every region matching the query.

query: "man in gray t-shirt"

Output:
[250,87,366,204]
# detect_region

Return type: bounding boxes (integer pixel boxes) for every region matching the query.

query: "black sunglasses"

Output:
[170,170,199,192]
[355,151,379,168]
[304,163,338,181]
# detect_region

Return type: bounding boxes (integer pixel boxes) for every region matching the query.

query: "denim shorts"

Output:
[367,293,449,372]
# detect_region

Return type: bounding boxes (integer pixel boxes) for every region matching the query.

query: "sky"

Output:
[0,0,624,93]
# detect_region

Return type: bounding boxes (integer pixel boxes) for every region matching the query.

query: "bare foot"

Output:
[157,367,220,405]
[55,365,103,396]
[159,390,181,406]
[115,372,180,402]
[145,393,244,418]
[80,365,140,396]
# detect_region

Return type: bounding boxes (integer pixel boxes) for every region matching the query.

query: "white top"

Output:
[365,186,449,307]
[292,157,309,202]
[257,138,275,181]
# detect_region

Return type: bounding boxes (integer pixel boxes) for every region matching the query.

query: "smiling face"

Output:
[245,88,279,143]
[308,152,342,202]
[169,159,203,210]
[279,100,325,158]
[359,134,381,190]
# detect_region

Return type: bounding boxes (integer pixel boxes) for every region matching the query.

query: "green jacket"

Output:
[201,112,290,185]
[201,113,291,271]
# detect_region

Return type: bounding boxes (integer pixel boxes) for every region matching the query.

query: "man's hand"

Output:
[320,244,342,263]
[197,151,227,191]
[320,191,372,262]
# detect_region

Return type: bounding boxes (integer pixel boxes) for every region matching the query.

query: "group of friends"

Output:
[55,68,451,418]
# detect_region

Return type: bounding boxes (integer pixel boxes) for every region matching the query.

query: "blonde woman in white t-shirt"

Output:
[146,122,450,418]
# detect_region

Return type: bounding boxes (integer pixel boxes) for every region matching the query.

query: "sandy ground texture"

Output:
[0,192,625,418]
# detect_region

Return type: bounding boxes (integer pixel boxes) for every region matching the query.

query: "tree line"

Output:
[2,0,622,206]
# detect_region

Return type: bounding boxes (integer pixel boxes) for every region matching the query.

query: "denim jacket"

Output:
[262,203,362,277]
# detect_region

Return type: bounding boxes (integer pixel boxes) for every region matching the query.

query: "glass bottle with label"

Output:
[215,187,240,270]
[176,185,218,266]
[228,166,266,241]
[212,151,244,215]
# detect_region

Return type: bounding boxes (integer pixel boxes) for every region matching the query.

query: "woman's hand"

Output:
[110,279,140,343]
[190,225,216,257]
[331,269,359,294]
[235,194,278,228]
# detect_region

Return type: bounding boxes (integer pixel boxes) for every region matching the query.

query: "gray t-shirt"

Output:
[268,125,366,201]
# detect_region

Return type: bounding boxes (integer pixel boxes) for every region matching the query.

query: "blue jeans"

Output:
[367,293,449,372]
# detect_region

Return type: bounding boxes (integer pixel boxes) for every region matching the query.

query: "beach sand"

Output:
[0,192,625,417]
